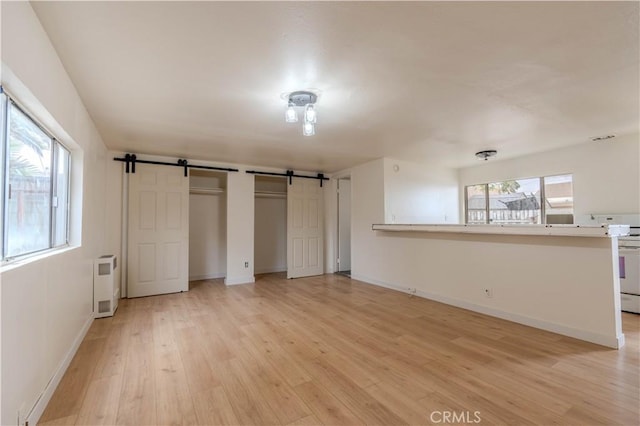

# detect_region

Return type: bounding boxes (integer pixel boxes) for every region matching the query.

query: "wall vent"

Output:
[98,300,111,313]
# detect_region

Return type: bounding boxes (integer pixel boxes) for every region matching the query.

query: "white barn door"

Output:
[287,178,324,278]
[128,163,189,297]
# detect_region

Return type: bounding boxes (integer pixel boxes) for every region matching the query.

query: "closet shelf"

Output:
[190,187,225,195]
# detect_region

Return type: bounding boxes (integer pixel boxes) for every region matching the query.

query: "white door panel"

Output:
[308,238,320,267]
[287,178,324,278]
[138,244,156,282]
[128,163,189,297]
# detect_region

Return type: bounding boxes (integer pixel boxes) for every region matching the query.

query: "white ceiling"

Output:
[31,1,639,173]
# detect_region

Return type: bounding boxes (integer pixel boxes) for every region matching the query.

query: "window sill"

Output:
[0,245,79,273]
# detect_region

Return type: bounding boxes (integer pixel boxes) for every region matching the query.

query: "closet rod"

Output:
[114,153,239,176]
[190,187,225,195]
[246,169,329,186]
[255,190,287,199]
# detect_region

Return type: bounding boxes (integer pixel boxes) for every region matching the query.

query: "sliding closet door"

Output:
[287,178,324,278]
[128,163,189,297]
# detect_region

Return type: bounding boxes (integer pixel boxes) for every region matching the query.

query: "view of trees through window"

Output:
[1,92,70,259]
[466,175,573,225]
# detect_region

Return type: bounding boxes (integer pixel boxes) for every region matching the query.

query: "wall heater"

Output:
[93,255,120,318]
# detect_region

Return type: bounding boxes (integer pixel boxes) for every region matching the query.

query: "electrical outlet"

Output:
[484,288,493,298]
[244,261,249,268]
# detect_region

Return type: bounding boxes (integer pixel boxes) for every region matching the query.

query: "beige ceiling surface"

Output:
[30,1,639,173]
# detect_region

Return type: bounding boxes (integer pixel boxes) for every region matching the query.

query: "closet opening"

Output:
[189,170,227,282]
[254,176,287,276]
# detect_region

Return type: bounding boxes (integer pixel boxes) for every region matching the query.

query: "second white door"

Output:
[287,178,324,278]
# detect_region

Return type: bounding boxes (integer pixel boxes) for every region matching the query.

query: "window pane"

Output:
[466,185,487,224]
[53,143,70,246]
[488,178,541,224]
[5,104,52,257]
[544,174,574,224]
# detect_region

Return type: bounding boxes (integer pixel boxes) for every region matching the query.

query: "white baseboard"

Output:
[189,272,225,281]
[351,274,623,349]
[28,314,94,425]
[224,275,255,286]
[254,267,286,275]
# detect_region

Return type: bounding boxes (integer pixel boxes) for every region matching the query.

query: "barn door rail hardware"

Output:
[246,169,329,187]
[114,154,239,176]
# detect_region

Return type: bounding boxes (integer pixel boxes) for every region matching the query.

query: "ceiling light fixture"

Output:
[283,90,318,136]
[303,121,315,136]
[304,104,317,124]
[475,150,497,161]
[285,102,298,123]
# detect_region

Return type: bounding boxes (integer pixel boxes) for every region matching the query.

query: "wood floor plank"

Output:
[154,349,198,425]
[75,374,123,425]
[37,414,78,426]
[39,337,105,423]
[285,414,323,426]
[85,317,112,340]
[293,381,364,426]
[175,326,222,392]
[115,341,157,426]
[365,384,435,425]
[301,355,406,425]
[219,358,281,425]
[92,322,130,379]
[191,385,239,425]
[194,315,236,363]
[40,275,640,426]
[233,337,312,424]
[241,322,313,387]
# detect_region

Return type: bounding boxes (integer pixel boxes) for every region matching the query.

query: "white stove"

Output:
[596,215,640,314]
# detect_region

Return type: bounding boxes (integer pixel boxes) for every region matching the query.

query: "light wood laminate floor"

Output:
[40,273,640,425]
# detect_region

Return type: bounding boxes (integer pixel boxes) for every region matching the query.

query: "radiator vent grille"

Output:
[98,263,111,275]
[98,300,111,313]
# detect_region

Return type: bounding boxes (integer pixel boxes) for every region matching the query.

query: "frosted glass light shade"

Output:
[303,122,315,136]
[304,104,317,123]
[285,106,298,123]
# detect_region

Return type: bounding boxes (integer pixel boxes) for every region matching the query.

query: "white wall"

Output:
[458,134,640,223]
[384,158,459,224]
[351,159,386,277]
[189,172,227,280]
[337,178,352,271]
[225,173,255,285]
[342,156,460,277]
[1,2,108,424]
[254,176,287,275]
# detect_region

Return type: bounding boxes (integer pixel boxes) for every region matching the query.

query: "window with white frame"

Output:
[1,89,71,260]
[465,174,574,225]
